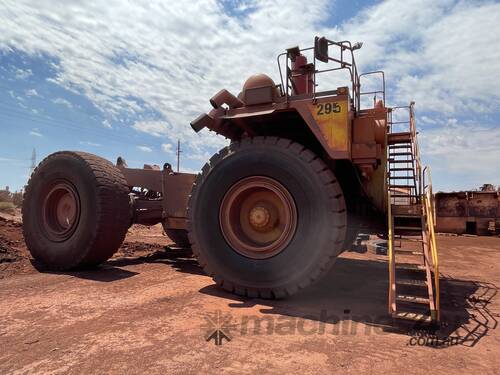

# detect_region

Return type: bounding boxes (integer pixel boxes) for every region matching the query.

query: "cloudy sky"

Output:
[0,0,499,192]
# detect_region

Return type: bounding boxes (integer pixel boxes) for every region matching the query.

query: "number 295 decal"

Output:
[316,102,341,115]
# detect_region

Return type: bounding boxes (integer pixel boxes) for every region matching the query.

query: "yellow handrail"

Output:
[387,191,396,314]
[423,168,440,320]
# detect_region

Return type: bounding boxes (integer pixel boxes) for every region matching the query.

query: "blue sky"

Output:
[1,0,499,192]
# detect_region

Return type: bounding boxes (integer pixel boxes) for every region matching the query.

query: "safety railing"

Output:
[276,38,362,110]
[423,166,440,321]
[387,102,420,204]
[387,190,396,314]
[359,71,385,108]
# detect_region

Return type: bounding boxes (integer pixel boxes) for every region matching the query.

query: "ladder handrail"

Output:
[387,190,396,314]
[423,166,440,320]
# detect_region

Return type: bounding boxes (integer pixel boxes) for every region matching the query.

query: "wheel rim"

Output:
[42,181,80,241]
[219,176,297,259]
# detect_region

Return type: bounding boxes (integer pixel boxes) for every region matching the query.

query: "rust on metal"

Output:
[435,191,500,235]
[42,181,80,241]
[191,36,390,213]
[219,176,297,259]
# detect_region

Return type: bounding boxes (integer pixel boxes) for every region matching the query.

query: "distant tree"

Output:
[480,183,496,192]
[0,188,12,202]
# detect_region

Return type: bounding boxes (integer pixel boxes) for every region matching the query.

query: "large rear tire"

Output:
[187,137,346,298]
[22,151,131,270]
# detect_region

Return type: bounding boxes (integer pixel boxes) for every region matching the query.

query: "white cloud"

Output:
[419,118,500,190]
[0,0,499,188]
[132,121,169,137]
[137,145,153,152]
[102,119,112,128]
[14,67,32,79]
[29,129,42,137]
[79,141,101,147]
[25,88,38,97]
[161,143,174,154]
[52,97,73,109]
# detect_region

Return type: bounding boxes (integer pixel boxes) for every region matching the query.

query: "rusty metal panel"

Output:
[162,171,196,220]
[120,167,163,192]
[435,191,499,235]
[436,217,466,234]
[468,192,498,217]
[435,193,467,217]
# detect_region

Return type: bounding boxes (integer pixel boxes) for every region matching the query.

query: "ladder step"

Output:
[390,167,414,172]
[393,213,422,218]
[393,311,432,323]
[394,225,422,231]
[387,132,412,145]
[388,176,415,179]
[389,145,411,149]
[389,184,415,189]
[397,279,427,287]
[389,152,413,157]
[391,194,419,198]
[396,263,426,271]
[396,294,430,304]
[394,236,423,242]
[391,204,422,216]
[395,249,422,256]
[388,159,414,163]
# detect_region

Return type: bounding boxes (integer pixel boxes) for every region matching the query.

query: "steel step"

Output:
[389,167,415,172]
[388,159,414,163]
[393,311,432,323]
[394,237,424,242]
[390,184,416,189]
[391,194,419,198]
[396,263,426,271]
[389,145,411,149]
[397,278,427,287]
[393,213,422,218]
[394,225,422,231]
[391,204,422,216]
[387,132,412,145]
[388,176,415,180]
[396,294,430,304]
[395,249,422,256]
[389,152,413,157]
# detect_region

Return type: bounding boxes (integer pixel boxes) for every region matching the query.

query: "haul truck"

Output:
[22,37,440,323]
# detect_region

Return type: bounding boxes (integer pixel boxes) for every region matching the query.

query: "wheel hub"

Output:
[248,206,271,229]
[219,176,297,259]
[42,181,80,241]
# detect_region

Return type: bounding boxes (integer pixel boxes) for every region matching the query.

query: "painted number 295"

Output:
[317,102,340,115]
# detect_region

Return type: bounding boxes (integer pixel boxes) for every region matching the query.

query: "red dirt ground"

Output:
[0,215,499,374]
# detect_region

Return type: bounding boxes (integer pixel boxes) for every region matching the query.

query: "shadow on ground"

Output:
[30,245,203,282]
[198,256,498,348]
[32,243,498,348]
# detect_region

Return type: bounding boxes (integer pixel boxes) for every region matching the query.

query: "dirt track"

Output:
[1,214,499,374]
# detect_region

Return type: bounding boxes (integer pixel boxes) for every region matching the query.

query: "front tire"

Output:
[187,137,346,298]
[22,151,131,270]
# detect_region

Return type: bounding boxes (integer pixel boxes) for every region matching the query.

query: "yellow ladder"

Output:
[387,103,440,323]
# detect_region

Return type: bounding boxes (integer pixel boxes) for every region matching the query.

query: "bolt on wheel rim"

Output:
[219,176,297,259]
[42,181,80,241]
